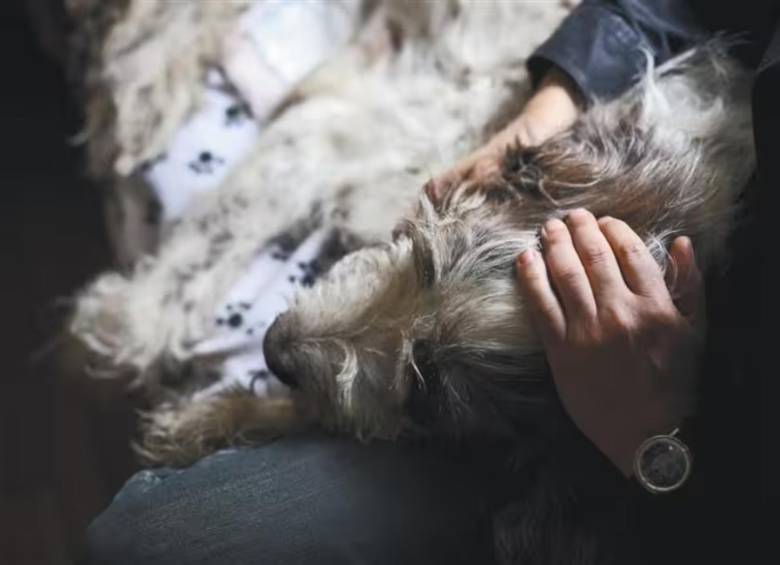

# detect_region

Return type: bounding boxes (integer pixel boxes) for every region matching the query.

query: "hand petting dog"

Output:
[516,211,703,477]
[433,65,704,479]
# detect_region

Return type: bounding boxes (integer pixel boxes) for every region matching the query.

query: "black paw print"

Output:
[225,103,251,127]
[215,302,252,329]
[298,259,322,287]
[189,151,225,174]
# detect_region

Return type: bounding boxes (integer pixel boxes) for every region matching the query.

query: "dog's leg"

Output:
[137,390,308,468]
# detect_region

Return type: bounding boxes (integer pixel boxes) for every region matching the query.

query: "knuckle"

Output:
[618,241,646,261]
[556,267,583,286]
[600,304,634,333]
[538,303,562,325]
[582,244,611,266]
[567,328,593,349]
[569,321,602,348]
[648,306,681,329]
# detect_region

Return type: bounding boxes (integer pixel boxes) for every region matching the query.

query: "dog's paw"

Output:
[136,390,305,467]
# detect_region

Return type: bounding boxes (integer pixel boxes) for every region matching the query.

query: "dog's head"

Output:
[262,47,756,441]
[263,156,574,441]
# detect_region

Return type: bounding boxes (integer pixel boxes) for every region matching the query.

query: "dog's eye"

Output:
[405,340,441,425]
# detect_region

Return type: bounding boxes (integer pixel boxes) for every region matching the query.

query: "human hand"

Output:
[426,67,582,201]
[516,210,703,477]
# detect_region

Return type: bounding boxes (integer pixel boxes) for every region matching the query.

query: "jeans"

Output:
[81,434,504,564]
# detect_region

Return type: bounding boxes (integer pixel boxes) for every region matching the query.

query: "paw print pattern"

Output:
[215,302,250,329]
[225,103,252,127]
[214,301,268,337]
[297,259,321,287]
[189,151,226,174]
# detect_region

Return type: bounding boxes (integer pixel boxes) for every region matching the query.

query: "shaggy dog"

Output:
[135,46,753,565]
[68,2,754,562]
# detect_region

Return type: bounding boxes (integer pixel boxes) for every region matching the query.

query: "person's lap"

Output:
[81,434,504,565]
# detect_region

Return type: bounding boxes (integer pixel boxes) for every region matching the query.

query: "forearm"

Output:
[474,66,584,158]
[513,67,584,145]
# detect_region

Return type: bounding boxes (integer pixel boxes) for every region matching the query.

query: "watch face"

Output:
[635,434,692,493]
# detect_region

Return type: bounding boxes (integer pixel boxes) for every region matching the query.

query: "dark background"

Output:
[1,2,140,563]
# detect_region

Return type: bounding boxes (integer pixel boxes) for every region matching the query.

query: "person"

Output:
[82,1,774,563]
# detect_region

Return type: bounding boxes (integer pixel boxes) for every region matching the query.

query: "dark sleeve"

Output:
[527,0,707,104]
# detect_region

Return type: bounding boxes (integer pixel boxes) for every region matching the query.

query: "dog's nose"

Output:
[263,317,298,388]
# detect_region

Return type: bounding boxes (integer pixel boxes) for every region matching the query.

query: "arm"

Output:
[427,68,583,200]
[430,0,708,198]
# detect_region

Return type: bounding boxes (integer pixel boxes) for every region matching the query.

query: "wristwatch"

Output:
[633,425,693,494]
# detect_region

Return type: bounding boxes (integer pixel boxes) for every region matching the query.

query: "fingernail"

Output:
[542,218,564,237]
[565,208,589,222]
[518,249,537,267]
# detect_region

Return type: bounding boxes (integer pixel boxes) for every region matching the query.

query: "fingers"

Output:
[598,217,668,300]
[565,209,628,302]
[428,139,509,202]
[516,248,566,343]
[668,236,703,323]
[541,218,597,321]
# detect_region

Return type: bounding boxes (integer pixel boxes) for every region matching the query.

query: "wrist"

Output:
[517,68,583,145]
[634,425,694,494]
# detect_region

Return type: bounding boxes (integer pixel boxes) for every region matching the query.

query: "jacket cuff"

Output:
[527,3,650,104]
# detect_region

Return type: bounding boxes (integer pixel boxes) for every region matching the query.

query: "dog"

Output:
[132,44,754,565]
[68,2,754,562]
